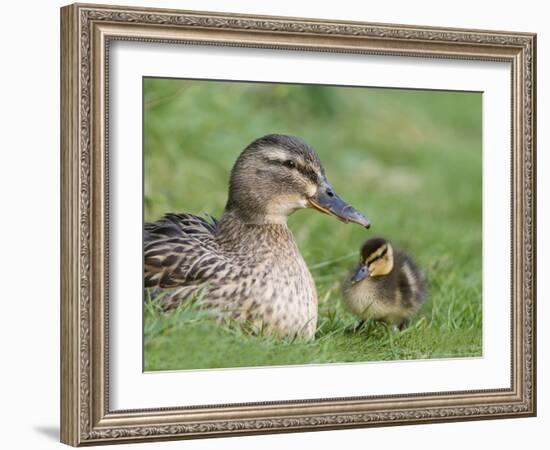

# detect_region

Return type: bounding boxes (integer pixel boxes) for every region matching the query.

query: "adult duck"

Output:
[144,134,370,340]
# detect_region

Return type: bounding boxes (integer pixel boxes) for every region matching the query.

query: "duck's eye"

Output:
[283,160,296,169]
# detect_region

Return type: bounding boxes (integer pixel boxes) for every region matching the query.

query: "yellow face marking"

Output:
[366,244,388,264]
[366,244,393,277]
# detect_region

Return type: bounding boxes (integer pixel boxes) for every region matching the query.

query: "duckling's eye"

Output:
[282,160,296,169]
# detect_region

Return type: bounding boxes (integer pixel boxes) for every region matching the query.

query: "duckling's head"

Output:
[351,237,394,283]
[225,134,370,227]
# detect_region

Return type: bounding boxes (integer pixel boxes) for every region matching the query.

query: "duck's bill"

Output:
[351,264,369,284]
[308,187,370,228]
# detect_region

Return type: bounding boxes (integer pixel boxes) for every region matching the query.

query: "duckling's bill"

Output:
[308,184,370,228]
[351,264,369,284]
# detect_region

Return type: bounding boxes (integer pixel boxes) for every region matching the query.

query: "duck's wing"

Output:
[397,253,427,308]
[144,212,225,294]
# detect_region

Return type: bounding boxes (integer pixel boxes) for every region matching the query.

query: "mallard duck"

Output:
[144,134,370,340]
[342,237,426,331]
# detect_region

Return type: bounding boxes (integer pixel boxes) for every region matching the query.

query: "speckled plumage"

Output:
[343,238,426,329]
[145,211,317,338]
[144,135,369,340]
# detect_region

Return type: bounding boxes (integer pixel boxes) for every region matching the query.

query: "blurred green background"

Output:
[143,78,482,371]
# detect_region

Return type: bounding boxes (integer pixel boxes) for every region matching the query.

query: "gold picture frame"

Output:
[60,3,536,446]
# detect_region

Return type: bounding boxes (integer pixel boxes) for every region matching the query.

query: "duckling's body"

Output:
[145,135,370,340]
[343,237,426,330]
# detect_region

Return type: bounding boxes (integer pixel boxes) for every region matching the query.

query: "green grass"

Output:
[143,78,482,371]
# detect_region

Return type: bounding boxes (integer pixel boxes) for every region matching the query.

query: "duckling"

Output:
[343,237,426,331]
[144,134,370,340]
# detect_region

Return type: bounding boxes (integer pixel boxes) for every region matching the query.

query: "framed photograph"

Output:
[60,3,536,446]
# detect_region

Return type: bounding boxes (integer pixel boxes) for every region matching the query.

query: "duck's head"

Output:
[225,134,370,227]
[351,237,394,283]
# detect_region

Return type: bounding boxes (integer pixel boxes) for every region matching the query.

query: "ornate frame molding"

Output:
[60,3,536,446]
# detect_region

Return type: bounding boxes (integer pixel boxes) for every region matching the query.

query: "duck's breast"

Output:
[212,222,318,339]
[249,247,317,339]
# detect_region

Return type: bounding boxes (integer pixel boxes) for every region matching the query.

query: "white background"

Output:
[0,0,546,449]
[111,44,511,409]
